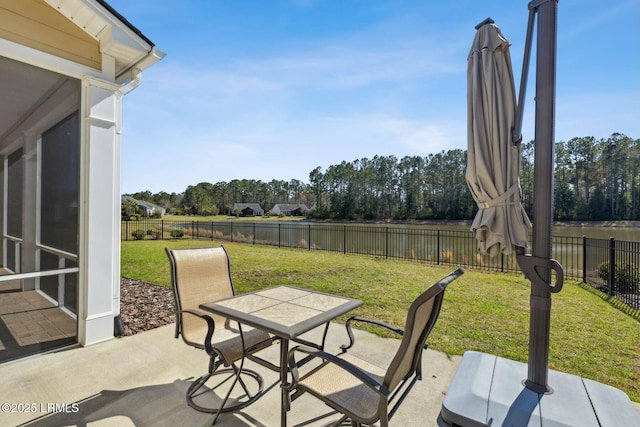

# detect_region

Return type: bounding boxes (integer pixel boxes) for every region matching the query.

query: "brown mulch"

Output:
[120,277,176,336]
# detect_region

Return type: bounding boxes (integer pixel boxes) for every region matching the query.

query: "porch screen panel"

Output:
[39,251,58,301]
[7,148,23,238]
[63,260,78,314]
[5,148,23,271]
[6,244,15,272]
[38,252,78,314]
[40,112,79,254]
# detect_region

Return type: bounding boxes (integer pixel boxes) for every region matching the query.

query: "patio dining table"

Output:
[200,285,363,427]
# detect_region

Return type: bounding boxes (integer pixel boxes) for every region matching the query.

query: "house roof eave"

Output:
[43,0,165,81]
[94,0,154,47]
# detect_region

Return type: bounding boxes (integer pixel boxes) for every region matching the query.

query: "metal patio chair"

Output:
[166,246,278,424]
[285,268,464,427]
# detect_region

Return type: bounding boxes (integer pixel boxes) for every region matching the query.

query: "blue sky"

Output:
[108,0,639,194]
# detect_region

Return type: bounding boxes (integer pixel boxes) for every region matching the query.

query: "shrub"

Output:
[440,250,454,263]
[131,229,145,240]
[597,261,640,293]
[146,229,162,240]
[170,229,184,239]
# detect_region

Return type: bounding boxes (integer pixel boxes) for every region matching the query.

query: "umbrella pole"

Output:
[526,0,558,394]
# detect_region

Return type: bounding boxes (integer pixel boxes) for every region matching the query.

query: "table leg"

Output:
[280,338,290,427]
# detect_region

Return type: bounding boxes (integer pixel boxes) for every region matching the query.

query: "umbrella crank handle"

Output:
[516,254,564,293]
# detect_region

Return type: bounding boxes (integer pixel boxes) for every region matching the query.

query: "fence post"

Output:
[308,224,311,250]
[125,221,129,241]
[582,235,586,283]
[385,227,389,259]
[437,229,441,264]
[231,222,234,242]
[211,222,214,240]
[343,226,347,255]
[253,223,256,245]
[278,223,281,248]
[609,237,615,296]
[161,220,164,240]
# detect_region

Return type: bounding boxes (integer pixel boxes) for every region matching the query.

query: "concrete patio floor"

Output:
[0,322,462,427]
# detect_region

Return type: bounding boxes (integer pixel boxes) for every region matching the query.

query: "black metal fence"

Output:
[122,219,639,316]
[583,237,640,315]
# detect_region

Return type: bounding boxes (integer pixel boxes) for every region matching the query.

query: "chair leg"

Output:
[327,414,354,427]
[185,364,264,421]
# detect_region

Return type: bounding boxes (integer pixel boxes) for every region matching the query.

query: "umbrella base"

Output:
[439,351,640,427]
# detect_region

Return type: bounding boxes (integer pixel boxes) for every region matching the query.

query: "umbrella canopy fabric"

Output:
[466,23,531,257]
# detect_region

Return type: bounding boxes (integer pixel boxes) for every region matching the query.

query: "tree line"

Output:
[125,132,639,221]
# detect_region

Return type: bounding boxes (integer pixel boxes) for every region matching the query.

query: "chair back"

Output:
[166,246,235,347]
[383,268,463,391]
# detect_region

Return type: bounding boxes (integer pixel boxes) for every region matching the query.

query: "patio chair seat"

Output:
[210,326,272,366]
[298,352,386,422]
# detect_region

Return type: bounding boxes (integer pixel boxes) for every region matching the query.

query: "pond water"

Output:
[378,221,640,242]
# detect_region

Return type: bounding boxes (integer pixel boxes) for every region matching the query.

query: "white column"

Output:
[77,76,122,346]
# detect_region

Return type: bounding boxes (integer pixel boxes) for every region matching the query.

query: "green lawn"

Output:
[121,239,640,401]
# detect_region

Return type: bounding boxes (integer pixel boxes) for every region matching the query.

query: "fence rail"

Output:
[122,219,639,317]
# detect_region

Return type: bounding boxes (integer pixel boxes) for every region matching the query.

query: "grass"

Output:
[121,239,640,402]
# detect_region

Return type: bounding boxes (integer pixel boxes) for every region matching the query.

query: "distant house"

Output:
[270,204,309,216]
[122,196,166,217]
[233,203,264,216]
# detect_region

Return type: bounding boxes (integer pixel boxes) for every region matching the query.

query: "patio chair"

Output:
[166,246,278,423]
[285,268,464,427]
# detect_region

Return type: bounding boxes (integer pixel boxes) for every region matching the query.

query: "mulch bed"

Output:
[120,277,176,336]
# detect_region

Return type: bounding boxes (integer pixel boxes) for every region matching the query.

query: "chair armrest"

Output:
[179,309,216,356]
[286,345,390,399]
[340,316,404,352]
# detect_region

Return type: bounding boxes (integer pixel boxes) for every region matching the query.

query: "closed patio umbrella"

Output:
[465,21,531,257]
[443,6,640,423]
[467,9,564,394]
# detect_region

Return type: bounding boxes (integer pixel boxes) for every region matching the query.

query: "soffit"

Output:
[42,0,160,80]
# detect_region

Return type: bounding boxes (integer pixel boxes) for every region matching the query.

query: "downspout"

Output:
[118,67,141,95]
[111,69,137,337]
[112,65,140,337]
[112,49,163,337]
